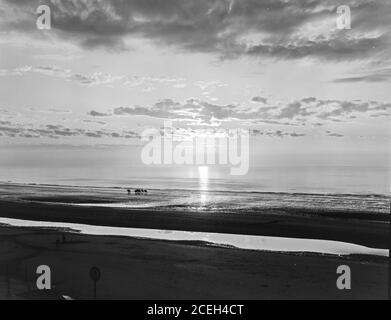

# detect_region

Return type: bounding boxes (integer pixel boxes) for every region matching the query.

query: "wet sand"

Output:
[0,199,388,249]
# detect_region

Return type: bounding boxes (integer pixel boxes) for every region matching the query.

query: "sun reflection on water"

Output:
[198,166,209,191]
[198,166,209,207]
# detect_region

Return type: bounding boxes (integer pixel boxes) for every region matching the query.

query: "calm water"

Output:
[1,166,390,195]
[0,145,389,195]
[0,181,389,215]
[0,145,390,214]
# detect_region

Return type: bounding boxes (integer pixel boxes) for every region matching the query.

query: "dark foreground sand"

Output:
[0,225,388,300]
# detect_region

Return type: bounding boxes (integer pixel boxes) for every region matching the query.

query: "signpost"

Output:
[89,267,101,300]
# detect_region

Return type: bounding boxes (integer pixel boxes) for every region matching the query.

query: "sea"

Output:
[0,165,389,215]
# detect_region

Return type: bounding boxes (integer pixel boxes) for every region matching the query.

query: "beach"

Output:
[0,226,388,300]
[0,183,389,300]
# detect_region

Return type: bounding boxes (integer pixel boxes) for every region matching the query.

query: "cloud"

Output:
[326,132,344,137]
[46,125,62,130]
[87,110,112,117]
[124,76,187,91]
[111,98,279,124]
[0,65,188,90]
[143,125,306,140]
[0,66,122,86]
[96,96,391,125]
[195,81,228,91]
[332,68,391,83]
[251,129,306,138]
[244,34,389,62]
[3,93,389,142]
[47,108,72,114]
[274,101,315,119]
[0,122,140,140]
[0,125,21,135]
[370,113,390,118]
[315,100,391,120]
[251,96,268,104]
[2,0,390,63]
[83,119,107,125]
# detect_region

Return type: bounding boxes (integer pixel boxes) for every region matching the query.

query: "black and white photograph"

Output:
[0,0,390,304]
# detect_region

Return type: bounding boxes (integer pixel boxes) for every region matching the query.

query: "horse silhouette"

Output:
[135,189,148,195]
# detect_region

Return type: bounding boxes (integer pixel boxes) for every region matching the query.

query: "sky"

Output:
[0,0,390,186]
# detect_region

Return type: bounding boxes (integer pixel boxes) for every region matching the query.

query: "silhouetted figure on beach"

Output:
[135,189,148,195]
[62,234,66,244]
[127,189,131,196]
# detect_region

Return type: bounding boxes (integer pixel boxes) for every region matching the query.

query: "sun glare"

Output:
[198,166,209,190]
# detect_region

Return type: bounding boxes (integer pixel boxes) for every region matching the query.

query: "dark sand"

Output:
[0,226,388,300]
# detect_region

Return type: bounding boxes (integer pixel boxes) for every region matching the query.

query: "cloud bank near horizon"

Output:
[87,96,391,125]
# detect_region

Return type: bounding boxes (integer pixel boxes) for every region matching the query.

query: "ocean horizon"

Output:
[1,165,389,195]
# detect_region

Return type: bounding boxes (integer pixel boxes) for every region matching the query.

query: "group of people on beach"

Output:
[127,188,148,195]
